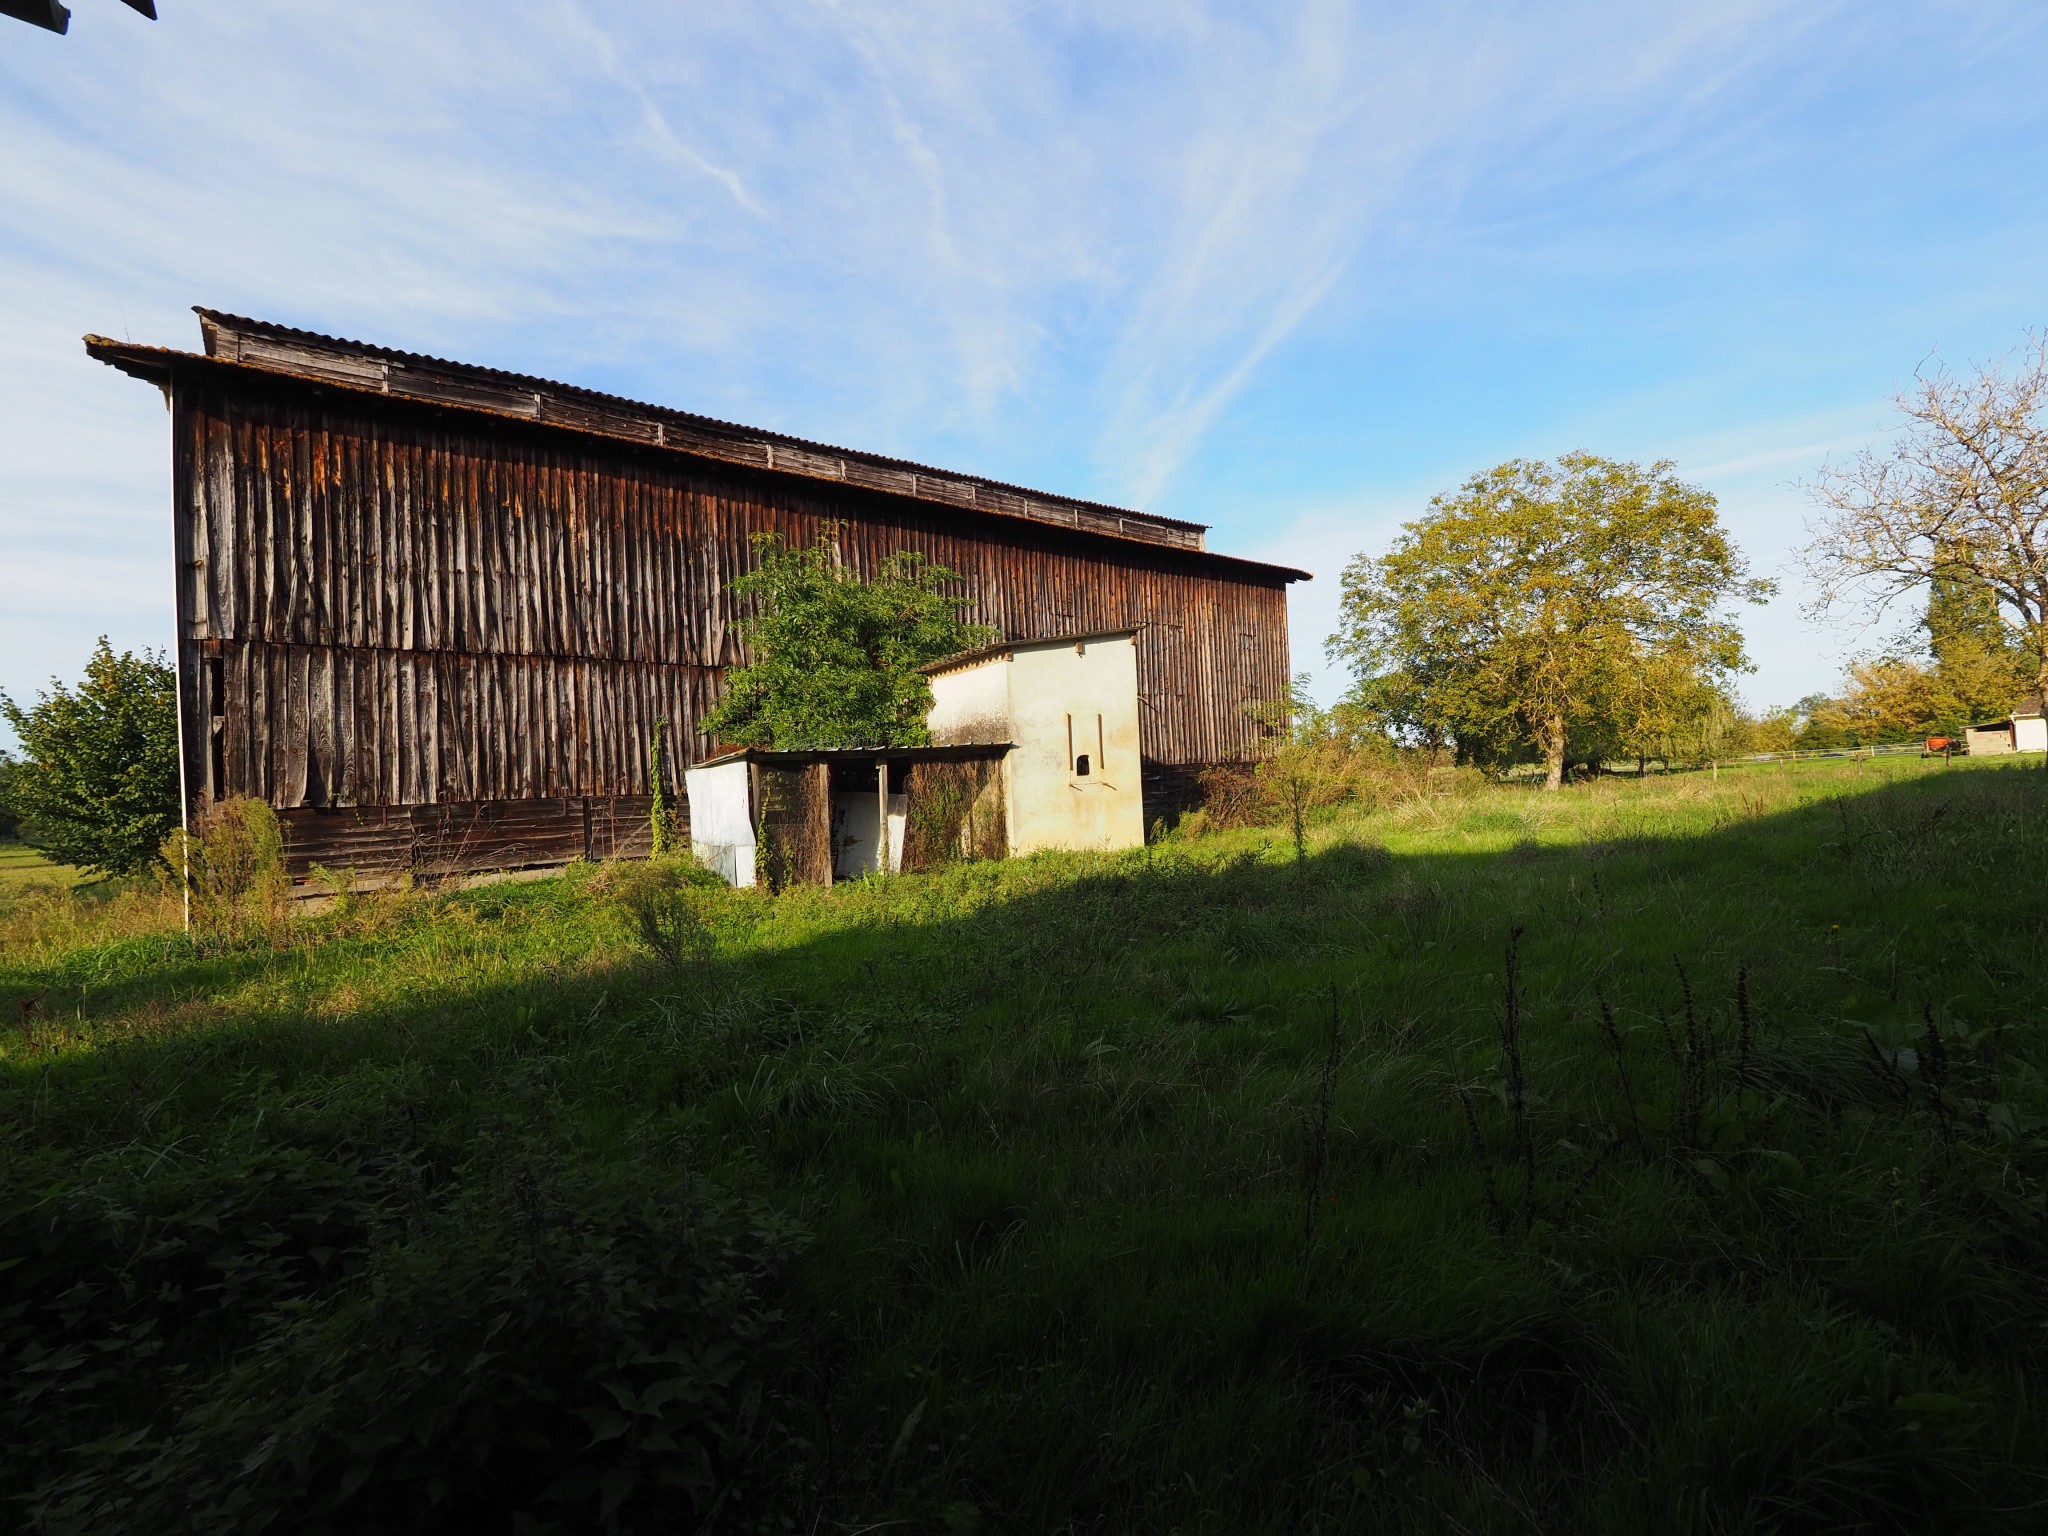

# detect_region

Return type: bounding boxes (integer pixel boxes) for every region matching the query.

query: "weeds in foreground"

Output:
[4,758,2048,1532]
[600,855,727,973]
[161,796,292,949]
[1302,990,1344,1249]
[7,1118,807,1536]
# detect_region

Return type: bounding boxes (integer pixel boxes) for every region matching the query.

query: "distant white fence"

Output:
[1730,742,1931,765]
[1498,739,1939,784]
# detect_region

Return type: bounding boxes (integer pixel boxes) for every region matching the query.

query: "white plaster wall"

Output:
[1001,634,1145,855]
[2016,716,2048,754]
[926,661,1012,745]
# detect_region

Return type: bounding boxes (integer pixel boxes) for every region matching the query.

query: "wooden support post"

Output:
[813,761,833,888]
[877,760,889,876]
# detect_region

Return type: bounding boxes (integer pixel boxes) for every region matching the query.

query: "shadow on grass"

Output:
[4,761,2047,1533]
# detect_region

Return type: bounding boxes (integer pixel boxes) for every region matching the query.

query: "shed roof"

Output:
[84,312,1308,581]
[1969,691,2046,730]
[694,743,1012,770]
[918,627,1140,678]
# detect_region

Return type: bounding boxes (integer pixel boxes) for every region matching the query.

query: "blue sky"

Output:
[4,0,2046,746]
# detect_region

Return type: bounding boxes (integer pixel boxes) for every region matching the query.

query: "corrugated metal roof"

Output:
[87,323,1312,580]
[188,308,1210,546]
[695,743,1012,768]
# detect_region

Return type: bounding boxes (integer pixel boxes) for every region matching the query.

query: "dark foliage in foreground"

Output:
[4,758,2048,1531]
[4,1117,806,1534]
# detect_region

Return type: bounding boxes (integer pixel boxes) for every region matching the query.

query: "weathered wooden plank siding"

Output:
[201,639,722,807]
[169,373,1290,875]
[275,794,656,882]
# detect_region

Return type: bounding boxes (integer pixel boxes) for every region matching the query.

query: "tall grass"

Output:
[4,755,2047,1531]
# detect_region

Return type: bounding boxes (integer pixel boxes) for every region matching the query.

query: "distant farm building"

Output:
[89,312,1304,886]
[1964,692,2048,757]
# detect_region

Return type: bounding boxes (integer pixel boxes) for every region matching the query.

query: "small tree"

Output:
[162,796,292,945]
[703,530,993,749]
[1332,455,1773,789]
[1618,675,1745,773]
[648,718,677,857]
[1824,658,1948,744]
[0,638,179,874]
[1244,675,1355,878]
[1805,335,2048,697]
[1747,707,1801,755]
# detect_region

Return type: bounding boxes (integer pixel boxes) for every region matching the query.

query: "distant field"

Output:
[3,755,2046,1533]
[0,837,81,890]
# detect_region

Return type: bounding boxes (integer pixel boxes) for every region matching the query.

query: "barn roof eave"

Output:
[81,334,1312,584]
[190,306,1213,540]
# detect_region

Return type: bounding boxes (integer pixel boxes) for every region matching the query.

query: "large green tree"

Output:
[1331,454,1773,789]
[0,638,180,874]
[702,530,994,750]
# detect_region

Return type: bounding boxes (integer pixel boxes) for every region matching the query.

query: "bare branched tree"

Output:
[1804,334,2048,694]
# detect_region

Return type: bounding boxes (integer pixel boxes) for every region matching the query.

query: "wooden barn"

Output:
[87,311,1306,886]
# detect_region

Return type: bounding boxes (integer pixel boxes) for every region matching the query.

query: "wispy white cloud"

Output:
[557,2,768,218]
[3,0,2044,738]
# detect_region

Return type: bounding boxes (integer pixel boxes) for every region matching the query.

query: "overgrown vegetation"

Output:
[648,717,679,856]
[702,529,994,750]
[5,756,2048,1531]
[161,795,291,947]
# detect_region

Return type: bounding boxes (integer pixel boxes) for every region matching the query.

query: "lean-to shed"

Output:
[87,311,1305,887]
[686,745,1009,888]
[1964,692,2048,756]
[687,627,1150,889]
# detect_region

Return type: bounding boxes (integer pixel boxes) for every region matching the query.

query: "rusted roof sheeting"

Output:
[91,334,1311,583]
[177,309,1219,556]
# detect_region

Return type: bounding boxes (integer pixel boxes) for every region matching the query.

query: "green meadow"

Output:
[4,755,2046,1533]
[0,838,80,893]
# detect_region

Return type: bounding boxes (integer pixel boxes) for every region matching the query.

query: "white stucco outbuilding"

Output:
[922,629,1148,857]
[684,629,1149,888]
[1964,691,2048,756]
